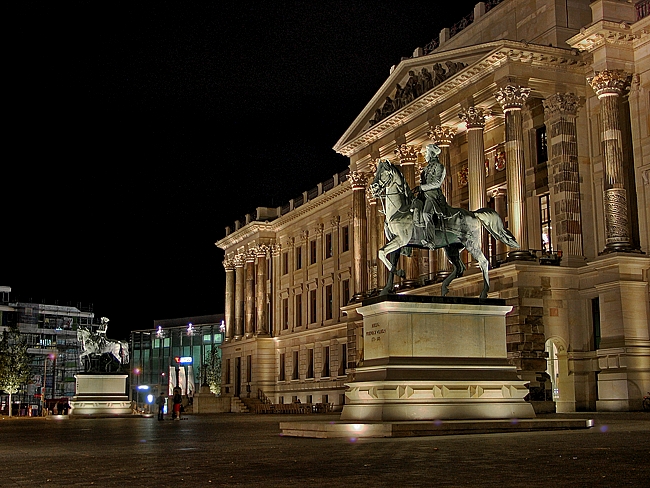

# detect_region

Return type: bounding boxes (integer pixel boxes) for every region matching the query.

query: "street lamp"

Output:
[42,353,56,416]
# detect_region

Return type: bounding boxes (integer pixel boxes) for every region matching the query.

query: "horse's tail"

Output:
[474,208,519,248]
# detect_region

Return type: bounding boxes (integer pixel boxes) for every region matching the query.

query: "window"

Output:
[592,297,601,350]
[246,355,252,383]
[279,353,286,381]
[325,233,332,258]
[325,285,333,320]
[282,252,289,275]
[296,246,302,270]
[292,350,299,380]
[322,346,330,377]
[295,294,302,327]
[341,279,350,306]
[310,240,317,264]
[540,194,552,252]
[282,298,289,330]
[536,126,548,164]
[310,289,317,324]
[341,226,350,252]
[307,349,314,378]
[226,359,231,385]
[338,343,347,376]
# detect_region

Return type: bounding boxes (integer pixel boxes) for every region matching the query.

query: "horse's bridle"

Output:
[370,161,394,198]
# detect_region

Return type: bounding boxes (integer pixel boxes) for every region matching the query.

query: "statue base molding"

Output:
[281,296,593,437]
[70,373,132,417]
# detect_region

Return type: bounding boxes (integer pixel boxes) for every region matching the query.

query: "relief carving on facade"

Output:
[369,61,467,126]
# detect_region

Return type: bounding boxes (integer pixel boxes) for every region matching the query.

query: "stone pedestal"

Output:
[70,373,132,417]
[340,295,535,421]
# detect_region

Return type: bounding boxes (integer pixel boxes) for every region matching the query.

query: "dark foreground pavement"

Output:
[1,412,648,487]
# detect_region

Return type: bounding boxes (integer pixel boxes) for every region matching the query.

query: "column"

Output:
[542,93,584,260]
[349,170,369,300]
[395,144,420,286]
[367,187,379,292]
[271,243,282,336]
[494,85,533,260]
[587,70,633,252]
[491,188,508,261]
[245,251,256,338]
[234,254,245,339]
[428,125,456,280]
[255,245,269,335]
[223,258,235,342]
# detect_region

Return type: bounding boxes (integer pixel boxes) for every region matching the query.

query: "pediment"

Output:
[333,44,496,156]
[333,40,587,157]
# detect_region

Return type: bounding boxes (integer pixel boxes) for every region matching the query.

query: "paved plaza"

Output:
[1,412,648,487]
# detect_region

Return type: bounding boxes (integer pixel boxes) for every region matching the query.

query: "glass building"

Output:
[130,314,224,408]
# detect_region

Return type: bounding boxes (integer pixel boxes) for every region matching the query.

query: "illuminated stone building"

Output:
[217,0,650,412]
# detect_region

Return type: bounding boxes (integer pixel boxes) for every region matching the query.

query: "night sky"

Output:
[5,1,477,338]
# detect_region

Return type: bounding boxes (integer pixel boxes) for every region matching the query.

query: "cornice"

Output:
[215,182,351,251]
[333,40,586,158]
[567,20,641,53]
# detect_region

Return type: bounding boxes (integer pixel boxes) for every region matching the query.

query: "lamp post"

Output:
[42,353,56,416]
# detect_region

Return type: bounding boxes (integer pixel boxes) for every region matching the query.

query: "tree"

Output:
[0,325,32,417]
[200,347,222,396]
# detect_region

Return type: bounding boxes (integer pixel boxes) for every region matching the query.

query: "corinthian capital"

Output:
[223,258,235,271]
[427,125,456,147]
[494,85,531,111]
[458,107,486,129]
[348,170,369,189]
[543,93,580,117]
[256,244,270,258]
[394,144,419,165]
[233,253,246,267]
[587,70,631,98]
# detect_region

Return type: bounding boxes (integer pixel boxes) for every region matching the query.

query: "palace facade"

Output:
[216,0,650,412]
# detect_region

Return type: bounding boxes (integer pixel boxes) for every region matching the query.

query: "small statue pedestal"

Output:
[340,295,535,421]
[70,373,132,417]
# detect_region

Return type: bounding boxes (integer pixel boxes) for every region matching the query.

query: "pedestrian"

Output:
[172,387,182,420]
[156,392,166,421]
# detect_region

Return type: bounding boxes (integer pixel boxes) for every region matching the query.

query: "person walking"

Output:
[156,392,166,421]
[172,387,182,420]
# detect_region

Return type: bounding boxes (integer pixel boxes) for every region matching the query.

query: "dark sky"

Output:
[5,1,477,338]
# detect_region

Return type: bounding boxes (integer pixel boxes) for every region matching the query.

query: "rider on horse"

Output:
[411,144,460,244]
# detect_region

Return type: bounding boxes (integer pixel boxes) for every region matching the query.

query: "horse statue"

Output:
[77,323,130,372]
[369,145,519,299]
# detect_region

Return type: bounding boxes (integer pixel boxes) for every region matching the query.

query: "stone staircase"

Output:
[230,397,249,413]
[239,396,265,412]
